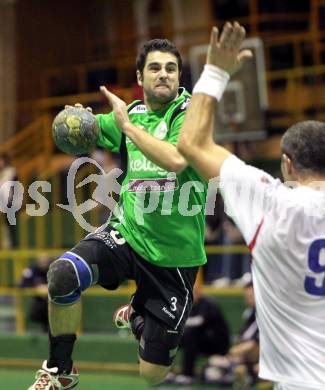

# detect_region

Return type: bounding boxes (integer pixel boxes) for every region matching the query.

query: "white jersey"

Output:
[220,155,325,389]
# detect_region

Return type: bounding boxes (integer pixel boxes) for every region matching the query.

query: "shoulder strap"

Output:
[126,99,143,113]
[168,96,191,128]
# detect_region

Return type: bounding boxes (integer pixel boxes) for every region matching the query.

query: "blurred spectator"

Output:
[201,279,259,387]
[167,282,231,386]
[0,153,18,248]
[20,254,51,332]
[212,218,251,287]
[204,193,225,283]
[91,148,119,174]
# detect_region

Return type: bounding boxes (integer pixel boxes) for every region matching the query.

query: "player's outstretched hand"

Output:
[100,86,130,132]
[207,22,253,76]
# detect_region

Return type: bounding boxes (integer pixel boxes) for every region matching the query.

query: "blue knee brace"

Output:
[48,251,93,305]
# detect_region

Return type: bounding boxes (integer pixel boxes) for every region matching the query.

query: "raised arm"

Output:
[99,86,187,174]
[177,22,252,180]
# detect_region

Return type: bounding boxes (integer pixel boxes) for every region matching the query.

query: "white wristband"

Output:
[192,64,230,101]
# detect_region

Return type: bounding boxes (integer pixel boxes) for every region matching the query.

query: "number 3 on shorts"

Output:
[304,239,325,296]
[170,297,177,312]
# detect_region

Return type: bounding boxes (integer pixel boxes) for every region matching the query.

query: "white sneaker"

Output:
[113,304,133,329]
[28,360,79,390]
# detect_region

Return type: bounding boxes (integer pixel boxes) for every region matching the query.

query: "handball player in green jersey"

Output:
[28,37,213,390]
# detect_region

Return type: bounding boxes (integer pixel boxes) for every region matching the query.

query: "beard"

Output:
[146,86,179,106]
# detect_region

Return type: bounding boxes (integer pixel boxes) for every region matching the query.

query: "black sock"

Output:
[47,333,76,374]
[130,313,144,341]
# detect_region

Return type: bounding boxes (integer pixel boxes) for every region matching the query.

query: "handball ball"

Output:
[52,105,99,155]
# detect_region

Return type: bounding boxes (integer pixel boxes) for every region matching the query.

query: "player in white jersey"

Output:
[178,22,325,390]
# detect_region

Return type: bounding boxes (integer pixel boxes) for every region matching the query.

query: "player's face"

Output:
[137,51,180,109]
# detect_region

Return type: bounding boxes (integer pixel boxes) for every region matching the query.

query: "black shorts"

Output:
[71,225,198,366]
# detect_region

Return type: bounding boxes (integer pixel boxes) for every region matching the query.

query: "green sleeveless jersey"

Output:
[96,88,207,267]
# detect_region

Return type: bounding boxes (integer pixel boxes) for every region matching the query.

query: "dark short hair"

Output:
[281,120,325,175]
[136,39,182,75]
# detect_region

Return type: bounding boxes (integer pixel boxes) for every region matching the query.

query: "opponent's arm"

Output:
[178,94,230,181]
[100,86,187,174]
[177,22,252,180]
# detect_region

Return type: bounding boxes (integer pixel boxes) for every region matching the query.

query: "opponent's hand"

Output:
[64,103,93,113]
[100,86,130,132]
[207,22,253,76]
